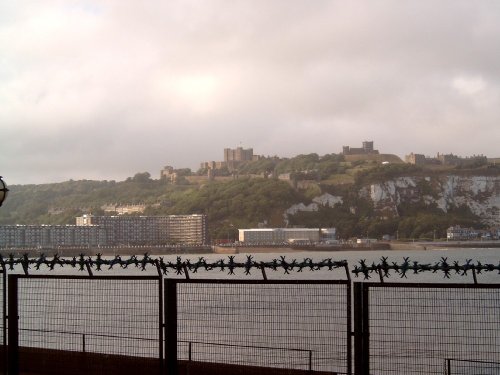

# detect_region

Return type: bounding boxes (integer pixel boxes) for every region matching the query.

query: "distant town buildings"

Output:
[404,153,428,165]
[446,225,479,241]
[0,214,208,248]
[446,225,499,241]
[199,161,227,171]
[238,228,336,244]
[101,203,146,215]
[162,141,495,182]
[405,152,487,166]
[160,165,176,182]
[0,224,106,248]
[342,141,379,155]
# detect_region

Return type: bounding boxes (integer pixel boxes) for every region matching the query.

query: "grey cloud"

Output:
[1,0,500,184]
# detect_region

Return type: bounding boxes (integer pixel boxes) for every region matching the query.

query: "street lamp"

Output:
[0,176,8,207]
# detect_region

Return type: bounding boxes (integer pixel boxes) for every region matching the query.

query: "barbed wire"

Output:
[0,254,498,281]
[0,253,349,277]
[352,256,500,280]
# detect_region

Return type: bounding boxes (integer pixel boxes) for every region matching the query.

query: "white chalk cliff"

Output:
[359,176,500,226]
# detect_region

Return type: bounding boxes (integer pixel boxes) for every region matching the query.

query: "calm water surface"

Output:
[6,248,500,374]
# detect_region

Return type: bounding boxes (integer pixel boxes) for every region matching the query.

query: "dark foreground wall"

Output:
[11,347,337,375]
[17,347,161,375]
[179,361,338,375]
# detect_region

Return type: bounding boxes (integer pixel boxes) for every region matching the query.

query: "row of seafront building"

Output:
[0,214,208,248]
[0,215,336,248]
[3,219,496,249]
[446,225,500,241]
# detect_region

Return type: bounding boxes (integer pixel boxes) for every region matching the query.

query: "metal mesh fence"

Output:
[175,280,350,374]
[365,284,500,375]
[2,264,499,375]
[14,275,162,374]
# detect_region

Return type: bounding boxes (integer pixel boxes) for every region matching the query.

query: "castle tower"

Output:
[362,141,374,153]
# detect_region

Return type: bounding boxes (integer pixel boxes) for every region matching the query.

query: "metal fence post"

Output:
[346,280,352,375]
[159,276,164,375]
[164,279,178,375]
[308,350,312,372]
[353,282,369,375]
[7,275,19,375]
[2,268,6,375]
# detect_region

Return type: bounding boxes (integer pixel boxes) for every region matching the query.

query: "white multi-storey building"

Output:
[1,214,208,248]
[77,214,208,245]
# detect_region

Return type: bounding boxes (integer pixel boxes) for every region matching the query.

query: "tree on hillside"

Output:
[128,172,152,183]
[167,178,303,239]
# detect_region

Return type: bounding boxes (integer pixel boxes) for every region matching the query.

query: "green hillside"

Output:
[0,175,305,240]
[1,154,498,240]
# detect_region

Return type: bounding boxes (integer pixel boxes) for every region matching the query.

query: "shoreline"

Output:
[213,241,500,254]
[1,240,499,257]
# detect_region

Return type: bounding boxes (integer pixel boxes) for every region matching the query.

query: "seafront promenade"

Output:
[2,240,500,257]
[0,245,213,257]
[214,240,500,254]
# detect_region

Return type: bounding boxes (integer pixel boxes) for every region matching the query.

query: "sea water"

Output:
[6,248,500,374]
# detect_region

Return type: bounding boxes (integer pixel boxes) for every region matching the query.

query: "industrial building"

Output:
[238,228,336,244]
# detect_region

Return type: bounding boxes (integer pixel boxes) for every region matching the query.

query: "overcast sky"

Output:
[1,0,500,185]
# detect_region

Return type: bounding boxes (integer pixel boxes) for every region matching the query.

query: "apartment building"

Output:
[77,214,208,245]
[1,214,208,248]
[158,215,208,244]
[0,225,105,248]
[78,215,158,245]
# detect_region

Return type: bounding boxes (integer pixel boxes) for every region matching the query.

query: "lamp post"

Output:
[0,176,8,207]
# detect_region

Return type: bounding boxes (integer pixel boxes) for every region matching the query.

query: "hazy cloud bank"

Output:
[1,0,500,184]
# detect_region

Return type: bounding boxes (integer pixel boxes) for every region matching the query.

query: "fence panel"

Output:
[8,275,162,375]
[357,283,500,375]
[166,279,351,375]
[0,270,5,375]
